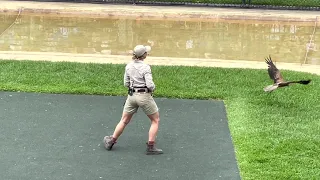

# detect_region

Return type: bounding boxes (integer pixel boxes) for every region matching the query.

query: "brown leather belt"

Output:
[133,88,149,93]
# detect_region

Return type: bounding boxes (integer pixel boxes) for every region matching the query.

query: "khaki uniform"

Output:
[123,60,159,115]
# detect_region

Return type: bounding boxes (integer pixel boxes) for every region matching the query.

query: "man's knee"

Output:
[122,119,130,125]
[121,112,134,125]
[148,111,160,123]
[152,118,160,124]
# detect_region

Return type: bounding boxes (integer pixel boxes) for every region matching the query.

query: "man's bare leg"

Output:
[112,112,134,139]
[147,111,160,142]
[146,111,163,155]
[104,112,134,150]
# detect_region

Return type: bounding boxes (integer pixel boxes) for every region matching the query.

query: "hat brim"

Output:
[145,45,151,53]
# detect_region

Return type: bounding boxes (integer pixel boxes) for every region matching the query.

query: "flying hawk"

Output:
[263,56,311,92]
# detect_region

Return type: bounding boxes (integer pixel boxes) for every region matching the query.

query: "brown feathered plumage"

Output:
[264,55,311,92]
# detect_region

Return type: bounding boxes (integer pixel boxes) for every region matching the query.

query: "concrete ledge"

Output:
[1,51,319,75]
[0,0,319,23]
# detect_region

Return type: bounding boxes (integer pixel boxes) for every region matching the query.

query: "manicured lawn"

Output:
[0,59,319,179]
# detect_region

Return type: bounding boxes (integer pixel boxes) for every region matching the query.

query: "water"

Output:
[0,12,319,65]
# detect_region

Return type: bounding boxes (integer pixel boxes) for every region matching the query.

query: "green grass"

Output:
[1,59,320,179]
[140,0,320,7]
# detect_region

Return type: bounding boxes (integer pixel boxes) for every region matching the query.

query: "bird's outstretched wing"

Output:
[265,55,284,84]
[263,84,279,92]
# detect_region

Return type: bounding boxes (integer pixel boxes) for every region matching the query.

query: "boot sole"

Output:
[105,144,114,150]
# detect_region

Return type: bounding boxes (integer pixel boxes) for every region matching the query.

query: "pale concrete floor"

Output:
[0,0,319,22]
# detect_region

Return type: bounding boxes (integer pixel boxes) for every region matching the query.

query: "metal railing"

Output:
[14,0,320,10]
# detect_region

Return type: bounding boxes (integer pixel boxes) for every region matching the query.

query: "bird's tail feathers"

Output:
[299,80,311,84]
[288,79,311,85]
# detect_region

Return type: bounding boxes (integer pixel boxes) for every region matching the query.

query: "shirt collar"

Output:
[133,59,144,63]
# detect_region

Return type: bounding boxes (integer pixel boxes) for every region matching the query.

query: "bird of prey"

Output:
[263,56,311,92]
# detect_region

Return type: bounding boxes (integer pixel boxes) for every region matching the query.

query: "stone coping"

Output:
[0,0,319,23]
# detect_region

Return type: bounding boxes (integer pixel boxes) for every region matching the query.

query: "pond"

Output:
[0,12,319,65]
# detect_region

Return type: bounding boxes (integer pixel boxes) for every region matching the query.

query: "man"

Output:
[103,45,163,155]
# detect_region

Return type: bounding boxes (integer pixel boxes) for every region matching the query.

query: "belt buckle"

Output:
[135,88,147,93]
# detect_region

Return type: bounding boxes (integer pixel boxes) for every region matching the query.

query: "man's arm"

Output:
[144,65,155,92]
[124,66,130,88]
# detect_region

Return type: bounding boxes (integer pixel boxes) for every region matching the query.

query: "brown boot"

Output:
[146,141,163,155]
[103,136,117,151]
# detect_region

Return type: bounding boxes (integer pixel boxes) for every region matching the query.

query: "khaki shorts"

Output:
[123,92,159,115]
